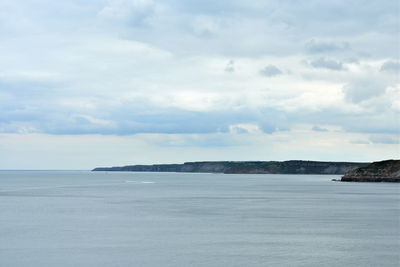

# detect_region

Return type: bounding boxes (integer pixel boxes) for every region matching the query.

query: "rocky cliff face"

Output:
[93,160,367,175]
[341,160,400,182]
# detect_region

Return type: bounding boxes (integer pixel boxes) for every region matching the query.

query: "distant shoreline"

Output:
[93,160,368,175]
[0,170,89,172]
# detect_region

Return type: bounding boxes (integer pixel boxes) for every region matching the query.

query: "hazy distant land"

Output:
[93,160,368,175]
[93,160,400,182]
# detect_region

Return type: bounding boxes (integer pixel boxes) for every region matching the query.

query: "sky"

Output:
[0,0,399,169]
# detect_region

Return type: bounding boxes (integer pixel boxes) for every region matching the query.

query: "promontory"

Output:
[341,159,400,182]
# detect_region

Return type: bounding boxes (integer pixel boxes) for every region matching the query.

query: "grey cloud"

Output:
[380,60,400,73]
[224,60,235,72]
[189,16,220,38]
[229,126,250,134]
[312,126,328,132]
[1,0,399,59]
[98,0,157,27]
[93,0,400,58]
[369,135,400,144]
[287,106,400,135]
[306,39,350,54]
[260,65,282,77]
[1,88,399,137]
[309,57,345,71]
[0,99,278,135]
[343,57,360,64]
[342,79,386,103]
[344,121,400,135]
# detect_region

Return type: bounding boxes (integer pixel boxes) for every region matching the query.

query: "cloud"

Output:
[342,78,387,103]
[190,16,221,38]
[260,65,283,77]
[0,0,399,168]
[369,135,400,144]
[224,60,235,72]
[350,140,370,144]
[145,133,249,147]
[228,123,261,134]
[380,60,400,73]
[312,125,328,132]
[98,0,158,26]
[305,39,350,54]
[308,57,345,71]
[0,73,398,137]
[0,98,280,135]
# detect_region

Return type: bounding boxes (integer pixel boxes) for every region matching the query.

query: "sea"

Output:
[0,171,399,267]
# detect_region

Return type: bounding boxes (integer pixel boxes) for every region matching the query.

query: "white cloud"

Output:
[229,123,262,134]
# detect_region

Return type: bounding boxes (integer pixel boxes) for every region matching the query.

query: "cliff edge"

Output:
[341,160,400,182]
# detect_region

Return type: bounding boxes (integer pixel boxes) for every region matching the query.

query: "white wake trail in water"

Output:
[125,180,155,184]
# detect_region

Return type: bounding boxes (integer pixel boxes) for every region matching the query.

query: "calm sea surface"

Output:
[0,171,399,267]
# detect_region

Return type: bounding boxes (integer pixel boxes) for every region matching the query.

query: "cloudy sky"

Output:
[0,0,399,169]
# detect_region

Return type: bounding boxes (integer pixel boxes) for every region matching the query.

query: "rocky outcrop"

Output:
[93,160,367,175]
[341,160,400,182]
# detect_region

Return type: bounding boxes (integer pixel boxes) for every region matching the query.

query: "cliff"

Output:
[93,160,367,175]
[341,160,400,182]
